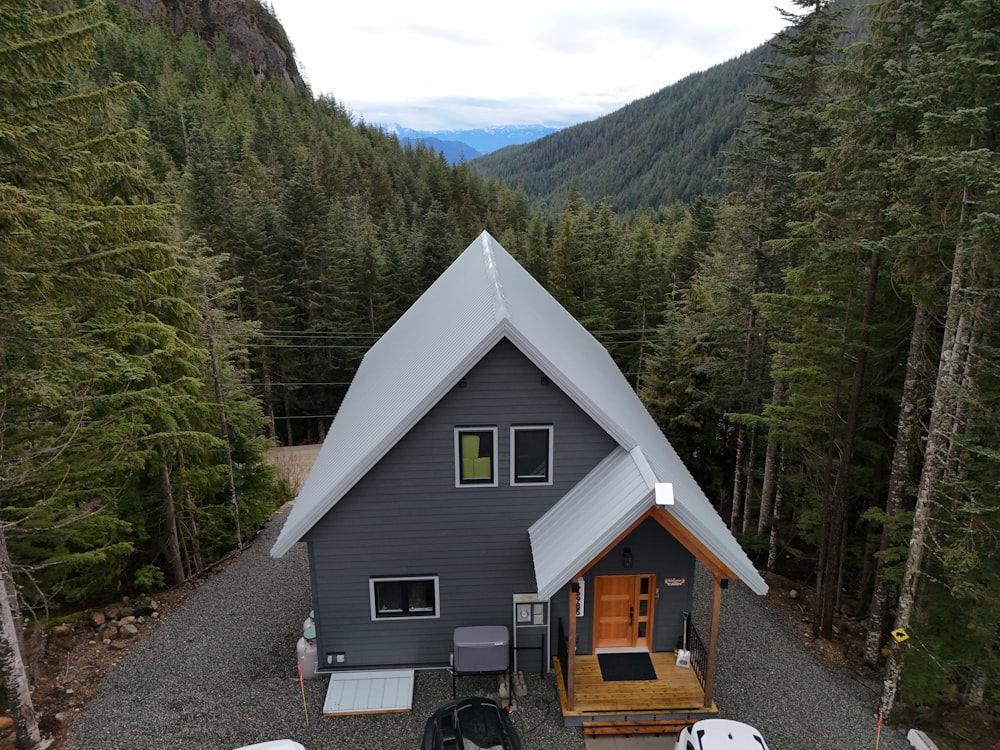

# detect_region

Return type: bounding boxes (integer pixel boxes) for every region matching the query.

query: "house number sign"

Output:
[575,577,585,617]
[663,577,686,587]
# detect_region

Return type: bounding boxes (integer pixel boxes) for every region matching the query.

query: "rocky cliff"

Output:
[125,0,302,87]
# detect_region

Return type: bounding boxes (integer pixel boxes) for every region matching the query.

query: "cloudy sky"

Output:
[267,0,795,131]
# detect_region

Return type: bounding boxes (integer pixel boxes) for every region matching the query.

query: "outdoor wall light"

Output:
[622,547,634,569]
[655,482,674,505]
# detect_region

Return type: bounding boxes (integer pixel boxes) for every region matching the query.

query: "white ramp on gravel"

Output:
[322,669,415,715]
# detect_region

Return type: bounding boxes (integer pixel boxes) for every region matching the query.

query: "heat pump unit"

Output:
[453,626,509,673]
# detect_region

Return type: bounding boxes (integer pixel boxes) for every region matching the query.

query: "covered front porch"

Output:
[552,648,717,735]
[526,448,769,735]
[551,566,728,736]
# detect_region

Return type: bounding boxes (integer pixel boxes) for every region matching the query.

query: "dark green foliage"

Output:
[1,0,285,614]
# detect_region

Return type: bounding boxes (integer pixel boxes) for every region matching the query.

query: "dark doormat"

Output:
[597,651,657,681]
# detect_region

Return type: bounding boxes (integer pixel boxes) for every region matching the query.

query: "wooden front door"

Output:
[593,574,655,649]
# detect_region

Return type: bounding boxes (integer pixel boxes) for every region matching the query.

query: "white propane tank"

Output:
[296,636,318,679]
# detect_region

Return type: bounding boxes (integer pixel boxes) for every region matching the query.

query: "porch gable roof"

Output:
[528,447,756,601]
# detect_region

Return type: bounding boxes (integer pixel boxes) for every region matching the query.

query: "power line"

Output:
[270,414,337,420]
[250,382,352,387]
[257,343,371,349]
[255,327,659,337]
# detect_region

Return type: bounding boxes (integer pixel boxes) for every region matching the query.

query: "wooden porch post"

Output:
[567,582,577,710]
[703,574,723,708]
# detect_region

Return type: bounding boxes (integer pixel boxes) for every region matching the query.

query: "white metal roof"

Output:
[269,231,766,596]
[529,446,658,600]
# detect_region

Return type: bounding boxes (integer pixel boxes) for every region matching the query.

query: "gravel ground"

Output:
[696,570,910,750]
[64,511,912,750]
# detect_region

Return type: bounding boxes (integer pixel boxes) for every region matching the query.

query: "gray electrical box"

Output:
[512,593,549,674]
[453,625,509,673]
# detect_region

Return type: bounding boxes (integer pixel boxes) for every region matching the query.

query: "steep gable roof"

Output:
[270,232,766,596]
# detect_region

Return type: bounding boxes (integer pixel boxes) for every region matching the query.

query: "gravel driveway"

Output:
[64,511,912,750]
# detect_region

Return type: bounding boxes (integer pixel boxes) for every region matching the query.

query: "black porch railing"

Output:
[686,617,708,689]
[557,617,569,685]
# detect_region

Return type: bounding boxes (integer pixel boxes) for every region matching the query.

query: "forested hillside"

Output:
[1,0,998,745]
[472,0,870,213]
[472,50,778,212]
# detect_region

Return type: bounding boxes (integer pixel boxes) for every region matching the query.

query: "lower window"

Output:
[370,576,440,620]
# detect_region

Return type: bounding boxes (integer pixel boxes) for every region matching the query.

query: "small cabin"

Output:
[270,232,767,732]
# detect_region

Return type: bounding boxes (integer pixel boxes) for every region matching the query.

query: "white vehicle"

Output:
[675,719,770,750]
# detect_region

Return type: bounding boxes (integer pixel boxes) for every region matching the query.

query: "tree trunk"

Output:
[177,450,205,574]
[158,443,186,584]
[634,304,647,392]
[204,304,243,549]
[730,425,746,532]
[280,360,294,446]
[864,305,930,667]
[817,249,881,639]
[757,379,785,534]
[965,667,987,708]
[740,427,758,534]
[261,358,276,441]
[881,192,973,719]
[0,529,42,750]
[767,450,786,572]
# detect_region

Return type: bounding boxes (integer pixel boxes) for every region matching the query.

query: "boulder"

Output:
[99,623,119,641]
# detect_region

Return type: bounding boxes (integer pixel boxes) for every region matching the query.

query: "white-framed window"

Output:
[454,426,498,487]
[510,425,553,485]
[370,576,440,620]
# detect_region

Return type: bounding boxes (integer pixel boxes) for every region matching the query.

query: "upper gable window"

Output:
[511,425,553,485]
[455,427,498,487]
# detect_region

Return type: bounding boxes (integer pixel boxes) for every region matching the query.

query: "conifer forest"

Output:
[1,0,998,742]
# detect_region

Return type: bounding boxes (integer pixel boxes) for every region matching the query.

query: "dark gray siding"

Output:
[305,338,618,669]
[566,517,696,655]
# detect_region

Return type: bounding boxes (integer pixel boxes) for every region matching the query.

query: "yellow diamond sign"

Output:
[891,628,910,643]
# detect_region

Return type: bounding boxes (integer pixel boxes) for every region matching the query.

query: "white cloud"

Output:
[268,0,796,130]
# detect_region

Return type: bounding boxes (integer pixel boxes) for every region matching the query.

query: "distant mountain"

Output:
[387,124,561,164]
[396,136,482,164]
[470,47,777,213]
[471,0,867,213]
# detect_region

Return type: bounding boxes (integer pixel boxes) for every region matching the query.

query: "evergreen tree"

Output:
[867,0,1000,717]
[1,1,160,743]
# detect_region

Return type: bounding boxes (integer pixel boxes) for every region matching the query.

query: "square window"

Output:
[455,427,497,487]
[511,426,553,485]
[370,577,440,620]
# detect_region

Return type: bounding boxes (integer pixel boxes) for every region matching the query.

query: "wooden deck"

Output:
[554,652,717,734]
